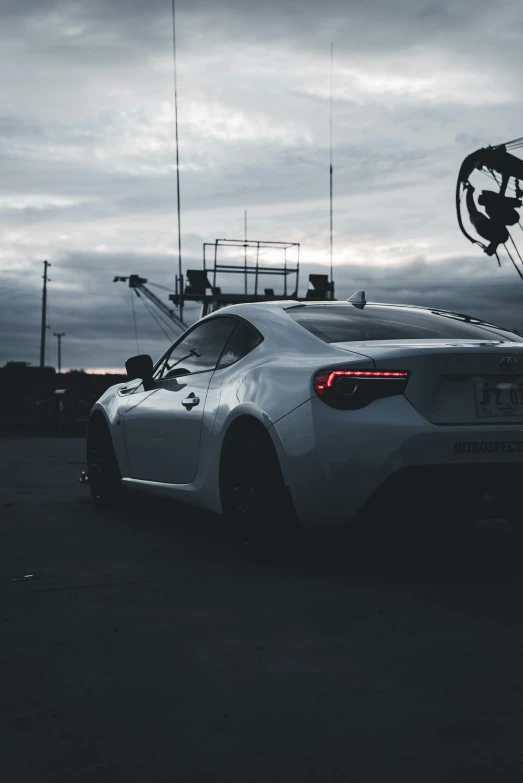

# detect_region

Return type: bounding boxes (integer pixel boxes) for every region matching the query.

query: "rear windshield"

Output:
[286,304,523,343]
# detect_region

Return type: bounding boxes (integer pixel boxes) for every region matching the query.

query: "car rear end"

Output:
[274,302,523,528]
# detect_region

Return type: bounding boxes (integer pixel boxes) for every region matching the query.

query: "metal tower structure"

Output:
[169,238,334,318]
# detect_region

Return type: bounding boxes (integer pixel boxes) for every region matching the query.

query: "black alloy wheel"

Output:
[222,430,297,560]
[86,418,122,507]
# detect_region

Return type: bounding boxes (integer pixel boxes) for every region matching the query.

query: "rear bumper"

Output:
[271,396,523,527]
[356,462,522,523]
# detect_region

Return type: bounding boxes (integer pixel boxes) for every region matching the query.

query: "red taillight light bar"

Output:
[314,369,409,394]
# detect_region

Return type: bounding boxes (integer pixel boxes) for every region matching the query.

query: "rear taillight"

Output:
[313,369,409,410]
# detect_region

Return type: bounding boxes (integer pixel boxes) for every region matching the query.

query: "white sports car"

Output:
[88,295,523,554]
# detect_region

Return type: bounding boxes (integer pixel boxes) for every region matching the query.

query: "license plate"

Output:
[474,381,523,417]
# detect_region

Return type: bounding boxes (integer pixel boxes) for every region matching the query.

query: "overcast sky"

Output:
[2,0,523,370]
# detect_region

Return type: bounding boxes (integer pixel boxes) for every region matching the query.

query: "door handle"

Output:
[181,393,200,409]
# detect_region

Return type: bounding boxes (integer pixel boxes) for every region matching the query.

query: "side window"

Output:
[217,321,262,369]
[158,317,236,380]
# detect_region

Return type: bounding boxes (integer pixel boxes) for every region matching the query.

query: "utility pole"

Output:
[39,260,51,368]
[53,332,65,373]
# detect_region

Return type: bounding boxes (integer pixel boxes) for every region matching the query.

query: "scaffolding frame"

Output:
[170,238,302,316]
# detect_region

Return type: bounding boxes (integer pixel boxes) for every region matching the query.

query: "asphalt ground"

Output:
[1,436,523,782]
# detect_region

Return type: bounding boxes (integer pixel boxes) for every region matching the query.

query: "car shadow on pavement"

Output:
[82,490,523,628]
[102,490,523,582]
[300,519,522,576]
[89,491,239,560]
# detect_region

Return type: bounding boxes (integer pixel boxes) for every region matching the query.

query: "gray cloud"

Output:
[1,251,521,370]
[2,0,523,368]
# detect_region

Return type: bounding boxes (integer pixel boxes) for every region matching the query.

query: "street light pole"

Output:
[53,332,66,373]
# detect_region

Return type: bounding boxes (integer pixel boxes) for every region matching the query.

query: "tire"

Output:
[86,417,123,508]
[221,425,298,561]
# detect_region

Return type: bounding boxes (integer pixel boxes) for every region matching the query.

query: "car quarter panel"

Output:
[272,394,523,527]
[209,309,378,427]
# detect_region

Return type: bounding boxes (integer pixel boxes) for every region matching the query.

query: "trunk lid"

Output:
[332,339,523,424]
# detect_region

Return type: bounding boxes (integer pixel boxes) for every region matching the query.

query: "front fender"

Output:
[90,383,131,477]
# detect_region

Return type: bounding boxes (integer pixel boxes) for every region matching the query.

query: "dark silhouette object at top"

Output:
[465,184,513,256]
[456,143,523,263]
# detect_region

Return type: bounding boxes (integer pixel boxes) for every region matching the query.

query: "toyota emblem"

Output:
[500,356,519,373]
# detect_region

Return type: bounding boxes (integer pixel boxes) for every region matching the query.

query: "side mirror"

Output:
[125,354,154,384]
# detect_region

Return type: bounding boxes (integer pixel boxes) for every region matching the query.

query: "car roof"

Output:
[277,301,464,316]
[217,300,467,318]
[213,299,508,331]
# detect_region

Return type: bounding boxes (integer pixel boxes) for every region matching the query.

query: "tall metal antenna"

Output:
[39,260,51,368]
[329,43,335,300]
[172,0,183,322]
[244,210,248,295]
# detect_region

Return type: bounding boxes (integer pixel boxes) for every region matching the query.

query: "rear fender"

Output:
[215,401,317,523]
[230,361,316,423]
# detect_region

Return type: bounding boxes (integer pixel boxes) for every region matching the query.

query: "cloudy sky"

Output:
[2,0,523,371]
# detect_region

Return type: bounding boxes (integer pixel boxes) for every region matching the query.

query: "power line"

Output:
[148,281,200,307]
[509,232,523,268]
[125,282,180,339]
[148,281,176,293]
[142,300,175,341]
[134,288,180,337]
[150,302,180,338]
[148,281,199,299]
[137,292,176,342]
